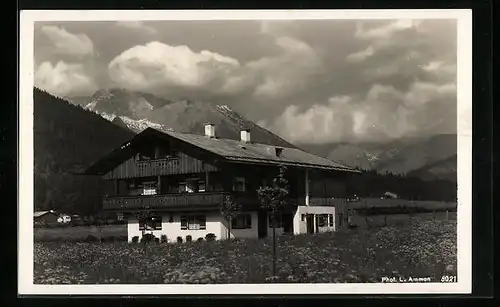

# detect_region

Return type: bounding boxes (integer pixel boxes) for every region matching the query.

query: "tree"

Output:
[135,204,154,247]
[220,194,240,241]
[256,164,290,278]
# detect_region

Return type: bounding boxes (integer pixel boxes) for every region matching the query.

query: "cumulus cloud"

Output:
[40,25,94,58]
[35,61,98,97]
[33,20,458,144]
[266,79,456,144]
[115,21,157,35]
[108,35,321,101]
[354,20,423,40]
[108,41,241,97]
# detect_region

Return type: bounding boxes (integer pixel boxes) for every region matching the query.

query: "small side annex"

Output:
[83,125,360,242]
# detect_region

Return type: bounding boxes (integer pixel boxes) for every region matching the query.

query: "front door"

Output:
[306,214,315,234]
[258,211,268,238]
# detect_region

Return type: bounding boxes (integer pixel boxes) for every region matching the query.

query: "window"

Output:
[231,214,252,229]
[301,214,306,222]
[198,181,206,192]
[318,214,329,227]
[168,215,174,223]
[180,178,201,193]
[181,215,206,230]
[142,182,157,195]
[139,215,162,230]
[328,214,334,227]
[233,177,246,192]
[269,214,283,228]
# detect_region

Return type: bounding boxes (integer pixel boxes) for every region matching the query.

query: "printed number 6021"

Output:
[441,276,457,282]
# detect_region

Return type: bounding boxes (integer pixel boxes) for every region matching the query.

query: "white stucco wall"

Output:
[126,207,334,242]
[127,212,224,243]
[293,206,336,235]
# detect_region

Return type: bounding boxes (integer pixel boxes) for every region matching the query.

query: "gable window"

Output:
[139,215,162,231]
[268,214,283,228]
[233,177,246,192]
[186,178,199,193]
[180,215,206,230]
[231,214,252,229]
[179,178,204,193]
[142,182,157,195]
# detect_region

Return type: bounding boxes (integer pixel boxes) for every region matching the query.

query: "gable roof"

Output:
[84,128,360,175]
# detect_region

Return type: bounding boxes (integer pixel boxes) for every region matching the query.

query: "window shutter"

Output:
[329,214,334,227]
[180,216,187,230]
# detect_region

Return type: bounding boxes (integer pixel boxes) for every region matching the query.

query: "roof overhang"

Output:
[223,156,361,173]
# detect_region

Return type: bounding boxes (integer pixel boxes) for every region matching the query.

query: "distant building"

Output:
[383,192,399,199]
[83,125,360,242]
[57,214,72,224]
[34,210,59,224]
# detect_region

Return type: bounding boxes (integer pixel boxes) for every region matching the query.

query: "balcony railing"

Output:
[102,192,259,211]
[102,191,348,213]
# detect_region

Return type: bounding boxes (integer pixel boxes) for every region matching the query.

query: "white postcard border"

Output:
[18,9,473,295]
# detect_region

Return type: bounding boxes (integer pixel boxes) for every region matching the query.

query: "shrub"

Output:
[186,235,192,243]
[160,235,168,243]
[197,237,204,243]
[176,236,183,243]
[141,234,156,243]
[205,233,216,241]
[131,236,139,243]
[154,238,160,244]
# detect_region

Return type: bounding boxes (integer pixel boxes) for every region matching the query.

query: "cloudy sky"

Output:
[33,19,457,144]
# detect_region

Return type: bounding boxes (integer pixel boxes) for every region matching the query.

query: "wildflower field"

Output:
[34,213,457,284]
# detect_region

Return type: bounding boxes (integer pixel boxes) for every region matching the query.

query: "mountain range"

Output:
[35,87,457,214]
[66,88,457,182]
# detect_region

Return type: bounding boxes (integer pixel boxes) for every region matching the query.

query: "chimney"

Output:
[240,128,251,143]
[204,123,215,138]
[275,147,283,157]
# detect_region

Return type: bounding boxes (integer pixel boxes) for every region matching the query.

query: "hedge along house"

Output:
[83,125,360,243]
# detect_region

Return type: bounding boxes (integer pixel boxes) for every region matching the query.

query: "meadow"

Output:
[34,212,457,284]
[34,224,127,242]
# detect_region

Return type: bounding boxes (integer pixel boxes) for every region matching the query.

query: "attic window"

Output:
[275,147,284,157]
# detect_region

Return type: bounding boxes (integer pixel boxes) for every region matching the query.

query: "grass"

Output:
[34,213,457,284]
[34,225,127,242]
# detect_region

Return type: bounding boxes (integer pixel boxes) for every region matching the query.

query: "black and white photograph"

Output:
[18,10,472,295]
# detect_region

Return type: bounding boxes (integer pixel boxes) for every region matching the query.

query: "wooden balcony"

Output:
[102,192,260,212]
[103,153,219,179]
